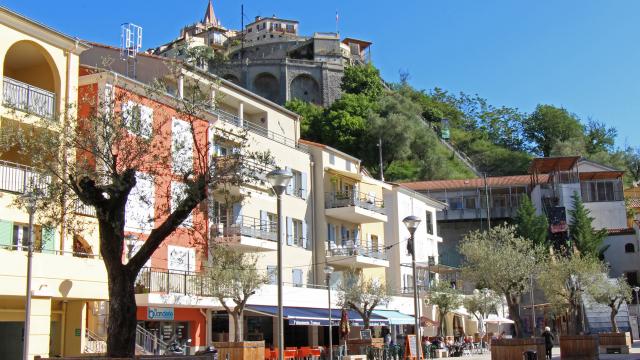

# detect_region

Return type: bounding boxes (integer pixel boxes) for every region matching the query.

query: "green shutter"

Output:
[0,220,12,247]
[41,226,56,253]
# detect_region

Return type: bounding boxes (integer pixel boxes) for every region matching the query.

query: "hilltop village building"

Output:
[0,6,469,358]
[153,1,372,107]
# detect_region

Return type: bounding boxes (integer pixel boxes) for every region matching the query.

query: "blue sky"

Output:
[5,0,640,147]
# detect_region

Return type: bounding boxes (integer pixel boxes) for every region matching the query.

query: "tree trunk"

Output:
[506,295,524,338]
[232,312,243,342]
[610,307,619,333]
[106,266,137,357]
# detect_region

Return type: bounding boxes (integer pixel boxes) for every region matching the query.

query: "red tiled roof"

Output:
[400,174,546,191]
[529,156,580,174]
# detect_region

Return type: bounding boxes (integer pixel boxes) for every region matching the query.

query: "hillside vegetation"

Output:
[287,64,640,185]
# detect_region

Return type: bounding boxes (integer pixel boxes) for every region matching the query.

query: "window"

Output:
[125,172,155,233]
[449,197,462,210]
[171,181,193,227]
[286,24,295,33]
[426,211,434,235]
[291,170,302,197]
[12,223,30,249]
[267,266,277,285]
[168,245,195,272]
[625,243,635,253]
[625,271,639,287]
[292,269,303,287]
[581,180,623,202]
[125,239,151,268]
[345,161,352,171]
[329,153,335,165]
[122,101,153,139]
[290,219,304,247]
[464,197,477,209]
[171,118,193,174]
[370,234,379,250]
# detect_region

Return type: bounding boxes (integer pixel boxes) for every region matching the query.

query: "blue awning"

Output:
[372,310,416,325]
[247,305,389,327]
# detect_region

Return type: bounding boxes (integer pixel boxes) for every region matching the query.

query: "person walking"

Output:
[541,326,555,360]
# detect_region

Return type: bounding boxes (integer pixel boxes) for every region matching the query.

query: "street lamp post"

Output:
[530,272,536,337]
[403,215,422,360]
[324,265,334,360]
[267,169,293,360]
[633,286,640,333]
[22,192,37,360]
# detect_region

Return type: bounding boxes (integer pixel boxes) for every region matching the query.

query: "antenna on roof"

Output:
[120,23,143,79]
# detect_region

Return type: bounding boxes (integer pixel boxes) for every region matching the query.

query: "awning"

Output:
[326,167,362,182]
[247,305,388,327]
[373,310,415,325]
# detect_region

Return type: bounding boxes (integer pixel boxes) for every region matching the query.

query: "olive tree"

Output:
[0,66,267,356]
[337,269,391,329]
[463,288,502,337]
[426,281,462,336]
[538,254,607,335]
[588,275,632,333]
[205,245,268,341]
[459,225,545,338]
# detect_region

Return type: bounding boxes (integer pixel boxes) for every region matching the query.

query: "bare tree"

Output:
[337,269,391,329]
[205,245,268,342]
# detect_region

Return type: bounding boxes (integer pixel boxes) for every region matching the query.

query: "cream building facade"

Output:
[0,6,108,360]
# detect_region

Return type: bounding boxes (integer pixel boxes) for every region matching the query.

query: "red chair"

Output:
[284,349,297,360]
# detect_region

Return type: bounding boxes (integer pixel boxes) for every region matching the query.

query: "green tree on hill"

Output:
[524,104,584,157]
[341,63,384,98]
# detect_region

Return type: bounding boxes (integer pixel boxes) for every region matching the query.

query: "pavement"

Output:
[444,340,640,360]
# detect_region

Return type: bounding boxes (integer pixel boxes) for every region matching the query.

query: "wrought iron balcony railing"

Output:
[325,190,385,215]
[3,76,55,119]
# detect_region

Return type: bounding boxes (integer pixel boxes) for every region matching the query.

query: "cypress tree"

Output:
[568,192,608,257]
[514,196,549,246]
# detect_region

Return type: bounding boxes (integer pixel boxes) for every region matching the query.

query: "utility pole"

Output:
[377,138,384,181]
[484,172,491,229]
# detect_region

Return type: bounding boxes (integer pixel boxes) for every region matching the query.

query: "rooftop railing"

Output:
[2,76,55,119]
[325,190,385,215]
[208,106,308,153]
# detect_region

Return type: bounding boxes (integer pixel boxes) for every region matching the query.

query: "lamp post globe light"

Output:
[403,215,422,360]
[267,169,293,360]
[324,265,334,360]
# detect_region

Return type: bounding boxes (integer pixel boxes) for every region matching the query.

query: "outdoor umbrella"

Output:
[483,315,515,337]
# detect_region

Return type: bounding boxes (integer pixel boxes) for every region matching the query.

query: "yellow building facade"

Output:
[0,7,108,360]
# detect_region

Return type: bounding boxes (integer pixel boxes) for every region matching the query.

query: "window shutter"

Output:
[172,118,193,175]
[354,228,360,244]
[286,217,293,245]
[121,101,133,128]
[328,224,335,243]
[285,167,293,195]
[340,226,348,244]
[302,221,308,249]
[300,172,308,199]
[260,210,268,232]
[232,203,242,224]
[367,234,373,250]
[0,220,13,246]
[41,226,56,253]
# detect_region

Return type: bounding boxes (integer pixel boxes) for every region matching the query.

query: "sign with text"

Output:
[147,307,174,321]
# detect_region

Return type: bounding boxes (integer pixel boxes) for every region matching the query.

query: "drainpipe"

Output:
[61,301,68,356]
[59,47,74,251]
[309,158,317,283]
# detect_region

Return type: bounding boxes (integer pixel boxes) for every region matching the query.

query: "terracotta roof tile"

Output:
[606,228,636,236]
[400,174,546,191]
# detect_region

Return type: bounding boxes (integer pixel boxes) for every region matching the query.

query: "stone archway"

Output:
[253,72,280,103]
[290,74,321,105]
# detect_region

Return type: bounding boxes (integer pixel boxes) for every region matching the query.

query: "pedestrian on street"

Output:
[541,326,555,360]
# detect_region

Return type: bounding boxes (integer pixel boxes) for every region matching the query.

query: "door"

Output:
[0,322,24,360]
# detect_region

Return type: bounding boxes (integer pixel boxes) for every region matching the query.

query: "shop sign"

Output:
[147,307,174,320]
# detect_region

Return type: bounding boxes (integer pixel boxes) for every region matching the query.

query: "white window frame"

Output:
[168,245,196,272]
[124,172,155,233]
[171,118,194,175]
[122,100,153,139]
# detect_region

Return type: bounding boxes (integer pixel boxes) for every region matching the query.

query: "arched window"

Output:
[625,243,635,253]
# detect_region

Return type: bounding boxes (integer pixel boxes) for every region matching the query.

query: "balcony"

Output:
[135,267,214,296]
[214,155,275,193]
[325,191,387,223]
[208,106,307,153]
[326,242,389,268]
[0,159,50,194]
[0,160,97,216]
[2,76,55,119]
[211,215,277,251]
